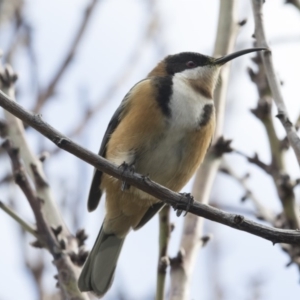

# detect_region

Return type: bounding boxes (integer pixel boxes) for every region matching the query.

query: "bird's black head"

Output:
[164,52,214,75]
[147,48,268,98]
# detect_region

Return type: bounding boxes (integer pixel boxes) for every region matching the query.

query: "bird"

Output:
[78,47,267,297]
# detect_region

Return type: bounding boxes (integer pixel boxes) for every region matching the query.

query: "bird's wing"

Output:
[87,80,146,212]
[134,202,165,230]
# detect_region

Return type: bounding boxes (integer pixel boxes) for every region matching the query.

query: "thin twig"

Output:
[34,0,99,112]
[248,53,284,171]
[3,6,25,64]
[236,149,300,229]
[156,205,171,300]
[0,200,37,237]
[1,90,300,245]
[0,173,13,185]
[248,49,300,229]
[234,150,271,174]
[25,258,45,300]
[252,0,300,167]
[219,162,275,223]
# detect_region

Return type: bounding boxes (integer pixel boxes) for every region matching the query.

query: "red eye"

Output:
[186,61,196,68]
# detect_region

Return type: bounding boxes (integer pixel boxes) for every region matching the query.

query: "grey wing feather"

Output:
[87,103,127,212]
[78,225,125,296]
[134,202,165,230]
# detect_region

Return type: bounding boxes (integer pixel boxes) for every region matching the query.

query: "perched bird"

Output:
[78,47,266,297]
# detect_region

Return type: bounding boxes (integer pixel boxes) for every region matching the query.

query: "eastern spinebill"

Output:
[78,47,267,297]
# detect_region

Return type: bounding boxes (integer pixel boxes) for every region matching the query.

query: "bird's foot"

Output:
[119,161,135,191]
[174,193,194,217]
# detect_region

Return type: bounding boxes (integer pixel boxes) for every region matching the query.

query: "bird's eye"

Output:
[186,61,196,68]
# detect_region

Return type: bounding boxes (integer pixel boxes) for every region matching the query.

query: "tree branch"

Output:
[234,150,272,174]
[34,0,99,112]
[252,0,300,168]
[0,63,88,298]
[1,89,300,245]
[247,49,300,229]
[248,53,284,171]
[156,205,171,300]
[2,139,61,255]
[219,162,276,223]
[2,139,88,299]
[169,235,212,300]
[0,64,72,235]
[0,200,37,237]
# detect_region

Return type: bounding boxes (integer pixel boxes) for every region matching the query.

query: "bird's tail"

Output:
[78,225,125,297]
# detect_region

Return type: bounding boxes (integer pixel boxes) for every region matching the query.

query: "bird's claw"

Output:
[175,193,194,217]
[118,162,135,191]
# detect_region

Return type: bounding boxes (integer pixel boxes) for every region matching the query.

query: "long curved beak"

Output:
[214,48,268,65]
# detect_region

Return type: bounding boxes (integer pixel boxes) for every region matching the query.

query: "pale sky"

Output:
[1,0,300,299]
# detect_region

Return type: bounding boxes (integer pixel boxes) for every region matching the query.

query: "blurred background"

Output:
[1,0,300,299]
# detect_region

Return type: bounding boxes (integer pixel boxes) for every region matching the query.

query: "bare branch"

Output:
[247,47,300,229]
[3,4,25,64]
[0,118,8,137]
[169,235,212,300]
[220,162,275,223]
[234,150,272,174]
[156,205,171,300]
[0,200,37,237]
[252,0,300,167]
[235,148,300,229]
[34,0,99,112]
[0,173,13,185]
[2,139,61,254]
[2,89,300,246]
[0,60,88,298]
[0,64,73,239]
[2,139,88,299]
[248,53,284,171]
[25,258,45,300]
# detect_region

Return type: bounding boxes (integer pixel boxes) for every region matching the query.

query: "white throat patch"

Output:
[170,73,214,130]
